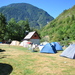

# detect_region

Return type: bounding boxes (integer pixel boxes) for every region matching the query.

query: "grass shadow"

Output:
[0,49,6,59]
[0,49,5,52]
[0,63,13,75]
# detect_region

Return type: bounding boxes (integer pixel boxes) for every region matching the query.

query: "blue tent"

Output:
[60,44,75,59]
[51,42,63,51]
[40,43,57,54]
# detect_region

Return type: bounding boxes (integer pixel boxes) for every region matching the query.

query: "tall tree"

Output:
[6,19,30,41]
[6,18,17,40]
[25,19,30,31]
[17,19,30,40]
[0,13,7,41]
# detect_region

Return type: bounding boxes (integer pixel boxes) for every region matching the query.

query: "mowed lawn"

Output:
[0,44,75,75]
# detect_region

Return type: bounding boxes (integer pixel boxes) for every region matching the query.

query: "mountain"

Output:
[40,5,75,45]
[0,3,54,29]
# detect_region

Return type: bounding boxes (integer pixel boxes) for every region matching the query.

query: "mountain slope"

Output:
[0,3,54,29]
[40,5,75,44]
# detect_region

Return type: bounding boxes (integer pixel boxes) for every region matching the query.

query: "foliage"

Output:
[0,3,54,29]
[40,5,75,45]
[0,13,7,41]
[6,18,30,41]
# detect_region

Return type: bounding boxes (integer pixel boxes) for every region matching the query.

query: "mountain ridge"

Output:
[0,3,54,29]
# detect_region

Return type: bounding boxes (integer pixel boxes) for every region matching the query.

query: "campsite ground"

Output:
[0,44,75,75]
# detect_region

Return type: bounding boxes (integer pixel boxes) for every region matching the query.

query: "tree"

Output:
[25,19,30,32]
[6,19,30,41]
[71,15,75,22]
[66,16,70,23]
[0,13,7,41]
[17,19,30,40]
[6,18,18,40]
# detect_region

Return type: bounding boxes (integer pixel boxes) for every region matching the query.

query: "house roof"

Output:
[24,31,36,39]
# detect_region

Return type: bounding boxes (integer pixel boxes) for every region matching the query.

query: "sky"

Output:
[0,0,75,18]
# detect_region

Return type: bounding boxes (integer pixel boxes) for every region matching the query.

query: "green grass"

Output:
[0,44,75,75]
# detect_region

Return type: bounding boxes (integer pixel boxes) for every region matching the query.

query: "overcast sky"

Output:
[0,0,75,18]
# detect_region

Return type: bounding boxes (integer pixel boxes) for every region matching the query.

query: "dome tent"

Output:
[40,43,57,54]
[51,42,63,51]
[20,40,31,47]
[10,40,20,46]
[60,44,75,59]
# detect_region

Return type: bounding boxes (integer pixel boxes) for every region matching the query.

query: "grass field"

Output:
[0,44,75,75]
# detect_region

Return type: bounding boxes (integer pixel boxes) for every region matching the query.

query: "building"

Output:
[24,31,41,45]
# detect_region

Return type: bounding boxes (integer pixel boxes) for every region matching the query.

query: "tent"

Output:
[60,44,75,59]
[10,40,20,46]
[40,43,57,54]
[20,40,32,47]
[39,41,48,51]
[51,42,63,51]
[38,45,44,51]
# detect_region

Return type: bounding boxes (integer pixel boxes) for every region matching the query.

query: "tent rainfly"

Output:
[60,44,75,59]
[51,42,63,51]
[40,43,57,54]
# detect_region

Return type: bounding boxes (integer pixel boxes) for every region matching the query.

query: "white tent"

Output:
[38,45,44,51]
[10,40,20,46]
[38,41,48,51]
[20,40,31,47]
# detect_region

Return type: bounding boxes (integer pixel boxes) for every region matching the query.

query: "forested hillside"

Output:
[40,5,75,45]
[0,13,30,41]
[0,3,54,29]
